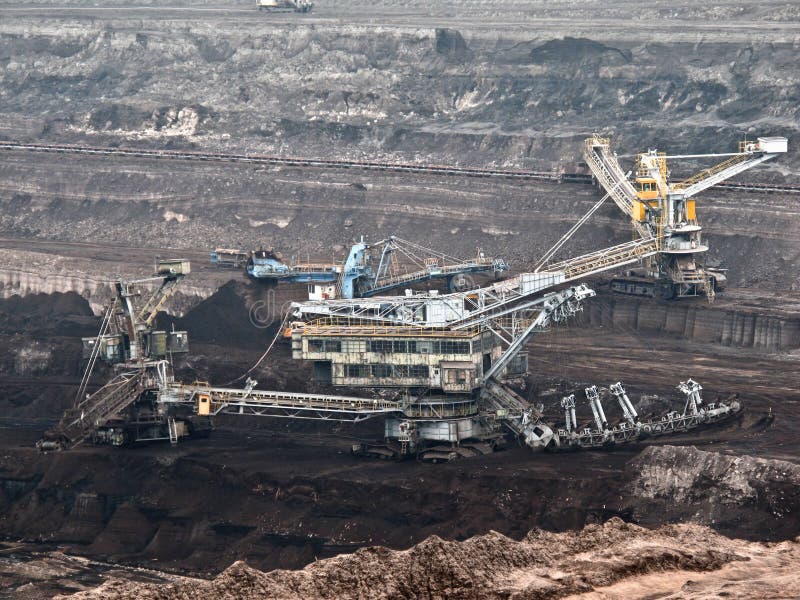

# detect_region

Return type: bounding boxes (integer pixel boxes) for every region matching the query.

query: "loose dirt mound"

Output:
[169,280,276,348]
[57,517,800,599]
[0,291,99,415]
[0,291,95,335]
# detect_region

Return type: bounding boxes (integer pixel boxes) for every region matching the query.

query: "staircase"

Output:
[167,417,179,445]
[584,136,638,219]
[584,137,654,241]
[481,381,532,434]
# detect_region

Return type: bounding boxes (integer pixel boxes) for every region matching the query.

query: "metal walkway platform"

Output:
[163,383,404,422]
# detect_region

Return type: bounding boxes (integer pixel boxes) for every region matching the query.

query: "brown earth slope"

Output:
[56,518,800,599]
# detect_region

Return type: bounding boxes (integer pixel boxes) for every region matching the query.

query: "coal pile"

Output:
[166,280,278,349]
[0,292,96,337]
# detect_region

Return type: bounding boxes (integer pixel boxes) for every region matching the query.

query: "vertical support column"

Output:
[610,382,638,425]
[561,394,576,432]
[585,386,607,431]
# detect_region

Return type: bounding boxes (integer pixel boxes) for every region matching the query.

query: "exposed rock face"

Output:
[1,3,799,292]
[56,518,800,599]
[0,6,798,597]
[627,446,800,537]
[1,4,797,173]
[3,150,799,292]
[0,268,115,314]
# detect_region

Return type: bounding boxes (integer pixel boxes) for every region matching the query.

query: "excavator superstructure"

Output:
[38,259,207,450]
[214,236,509,300]
[584,135,787,299]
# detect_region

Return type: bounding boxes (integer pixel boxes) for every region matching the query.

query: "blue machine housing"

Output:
[238,238,510,299]
[246,249,339,283]
[338,241,369,299]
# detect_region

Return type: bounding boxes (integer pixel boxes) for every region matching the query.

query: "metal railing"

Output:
[301,319,482,338]
[167,383,404,422]
[672,153,750,191]
[366,257,498,293]
[547,238,661,281]
[584,136,638,219]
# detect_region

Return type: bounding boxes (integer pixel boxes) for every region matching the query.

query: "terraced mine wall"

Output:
[0,269,115,314]
[2,4,799,291]
[1,10,798,173]
[581,293,800,351]
[0,268,216,315]
[2,151,799,291]
[1,3,799,595]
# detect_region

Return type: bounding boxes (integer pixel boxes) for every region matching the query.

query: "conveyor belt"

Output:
[2,140,796,192]
[0,140,559,181]
[166,383,404,422]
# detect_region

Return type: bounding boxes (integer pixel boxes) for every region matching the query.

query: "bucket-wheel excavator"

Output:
[41,133,771,458]
[40,259,741,459]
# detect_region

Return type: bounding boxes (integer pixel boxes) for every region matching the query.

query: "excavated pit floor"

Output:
[1,279,799,598]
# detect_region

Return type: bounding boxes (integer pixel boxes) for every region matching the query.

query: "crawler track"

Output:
[1,140,797,193]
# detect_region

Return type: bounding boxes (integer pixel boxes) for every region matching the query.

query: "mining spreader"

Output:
[39,133,788,460]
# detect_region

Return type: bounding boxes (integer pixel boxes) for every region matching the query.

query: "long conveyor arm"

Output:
[161,382,404,422]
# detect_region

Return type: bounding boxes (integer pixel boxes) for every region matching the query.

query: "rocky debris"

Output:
[1,4,797,173]
[631,445,800,505]
[0,547,189,600]
[627,445,800,538]
[56,518,800,599]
